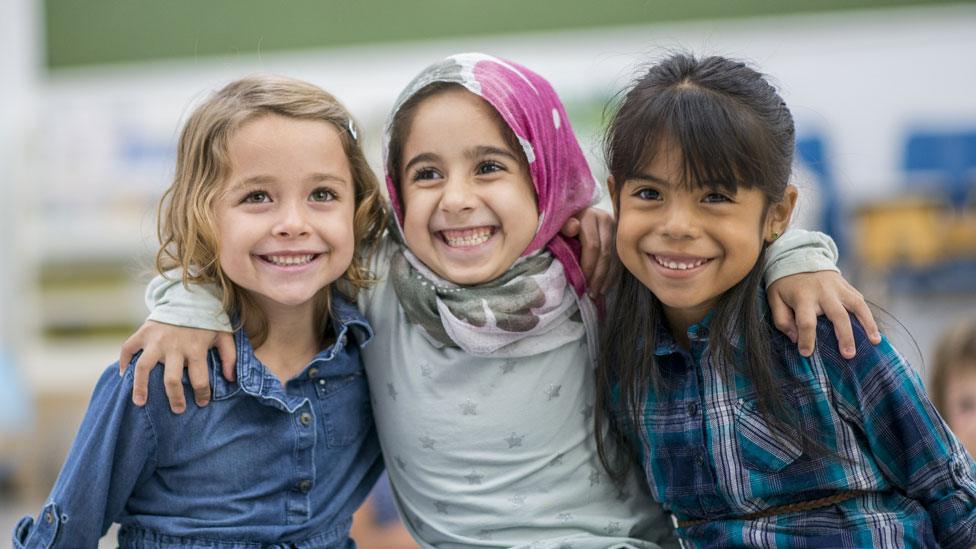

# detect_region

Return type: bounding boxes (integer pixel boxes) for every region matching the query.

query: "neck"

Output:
[662,302,713,350]
[248,296,327,383]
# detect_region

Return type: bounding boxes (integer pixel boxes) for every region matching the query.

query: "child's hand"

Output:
[767,271,882,359]
[561,207,615,298]
[119,321,236,414]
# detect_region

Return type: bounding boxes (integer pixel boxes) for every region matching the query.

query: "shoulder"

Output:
[810,314,916,389]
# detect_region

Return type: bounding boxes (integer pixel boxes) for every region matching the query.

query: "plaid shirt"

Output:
[622,314,976,548]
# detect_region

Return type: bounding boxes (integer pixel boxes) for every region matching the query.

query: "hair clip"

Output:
[346,119,358,142]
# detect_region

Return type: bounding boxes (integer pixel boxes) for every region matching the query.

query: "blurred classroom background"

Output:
[1,0,975,544]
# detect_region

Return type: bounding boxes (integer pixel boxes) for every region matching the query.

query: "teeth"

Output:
[442,227,493,247]
[266,254,314,266]
[655,256,707,270]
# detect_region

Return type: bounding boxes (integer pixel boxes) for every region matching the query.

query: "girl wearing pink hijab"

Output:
[128,53,866,548]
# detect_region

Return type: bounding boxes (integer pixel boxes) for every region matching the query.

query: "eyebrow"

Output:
[233,172,349,189]
[626,173,671,187]
[402,145,521,174]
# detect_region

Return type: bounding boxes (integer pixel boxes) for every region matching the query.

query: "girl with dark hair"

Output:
[596,53,976,547]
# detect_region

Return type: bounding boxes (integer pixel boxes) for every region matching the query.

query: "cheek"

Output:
[400,193,433,244]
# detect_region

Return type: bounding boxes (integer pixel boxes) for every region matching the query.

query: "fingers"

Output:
[845,289,881,344]
[162,355,188,414]
[822,298,856,359]
[767,291,798,344]
[578,217,600,287]
[588,217,614,298]
[119,334,141,375]
[131,348,161,407]
[186,357,211,408]
[216,332,237,382]
[792,298,820,358]
[559,217,581,238]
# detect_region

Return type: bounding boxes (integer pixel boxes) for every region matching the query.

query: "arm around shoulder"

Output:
[763,229,839,286]
[146,269,230,332]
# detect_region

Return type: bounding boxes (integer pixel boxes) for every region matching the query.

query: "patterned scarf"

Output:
[384,53,599,359]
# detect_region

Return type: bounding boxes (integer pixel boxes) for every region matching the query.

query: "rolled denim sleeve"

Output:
[826,328,976,548]
[762,229,839,288]
[146,270,231,332]
[13,365,157,548]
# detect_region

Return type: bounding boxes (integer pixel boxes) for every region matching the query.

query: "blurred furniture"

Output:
[853,128,976,293]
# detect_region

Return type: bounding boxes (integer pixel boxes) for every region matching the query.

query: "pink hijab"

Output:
[383,53,599,296]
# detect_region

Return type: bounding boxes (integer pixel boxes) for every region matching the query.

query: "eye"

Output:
[476,160,505,175]
[633,187,661,201]
[411,167,441,182]
[702,192,732,204]
[310,187,336,202]
[242,190,270,204]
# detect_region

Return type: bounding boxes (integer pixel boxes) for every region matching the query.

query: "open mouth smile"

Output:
[651,254,711,271]
[258,253,322,267]
[438,226,497,248]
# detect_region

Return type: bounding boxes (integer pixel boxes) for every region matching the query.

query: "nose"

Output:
[439,175,477,214]
[272,201,311,238]
[659,202,699,240]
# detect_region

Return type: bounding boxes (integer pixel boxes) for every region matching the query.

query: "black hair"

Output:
[595,53,820,480]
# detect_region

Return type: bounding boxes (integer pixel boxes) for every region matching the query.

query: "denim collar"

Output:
[209,292,372,408]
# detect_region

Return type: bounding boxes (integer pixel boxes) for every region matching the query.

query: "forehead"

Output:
[404,89,513,149]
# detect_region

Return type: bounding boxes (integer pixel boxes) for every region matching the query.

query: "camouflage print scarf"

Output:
[391,245,588,358]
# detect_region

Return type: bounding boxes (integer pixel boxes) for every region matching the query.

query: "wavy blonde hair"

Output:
[156,75,387,346]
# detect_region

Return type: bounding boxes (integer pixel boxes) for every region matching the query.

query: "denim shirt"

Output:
[621,313,976,548]
[14,294,383,548]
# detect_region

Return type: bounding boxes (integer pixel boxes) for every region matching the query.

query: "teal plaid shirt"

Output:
[621,314,976,548]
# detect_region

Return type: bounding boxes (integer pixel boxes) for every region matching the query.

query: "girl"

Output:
[14,75,386,547]
[930,316,976,457]
[124,54,871,548]
[596,53,976,547]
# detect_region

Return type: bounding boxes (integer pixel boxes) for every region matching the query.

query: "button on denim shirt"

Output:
[14,294,383,548]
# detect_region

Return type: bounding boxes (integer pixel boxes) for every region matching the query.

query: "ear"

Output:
[606,176,619,217]
[764,184,798,242]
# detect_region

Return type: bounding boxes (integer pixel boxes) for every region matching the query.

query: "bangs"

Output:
[632,85,775,196]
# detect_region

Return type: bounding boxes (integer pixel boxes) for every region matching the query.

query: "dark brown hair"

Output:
[595,53,809,479]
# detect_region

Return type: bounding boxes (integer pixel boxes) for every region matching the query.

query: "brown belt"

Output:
[675,490,861,529]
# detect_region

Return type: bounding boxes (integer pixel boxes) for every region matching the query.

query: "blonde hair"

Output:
[156,75,387,347]
[930,317,976,415]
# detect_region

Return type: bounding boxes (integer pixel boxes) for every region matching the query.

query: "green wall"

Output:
[45,0,964,69]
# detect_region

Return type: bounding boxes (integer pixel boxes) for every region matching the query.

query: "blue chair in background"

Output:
[903,129,976,208]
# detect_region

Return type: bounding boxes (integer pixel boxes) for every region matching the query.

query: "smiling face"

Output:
[613,143,795,332]
[398,88,539,285]
[214,114,355,315]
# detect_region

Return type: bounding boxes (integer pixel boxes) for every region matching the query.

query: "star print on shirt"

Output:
[606,521,622,535]
[420,363,432,379]
[387,382,398,401]
[580,404,594,419]
[505,433,525,448]
[420,436,436,450]
[548,452,565,467]
[395,456,407,470]
[545,384,562,401]
[500,360,516,374]
[434,500,449,514]
[588,470,602,487]
[465,471,485,485]
[510,494,526,507]
[460,399,478,415]
[557,512,574,524]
